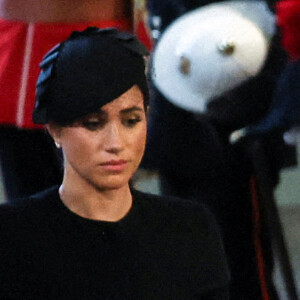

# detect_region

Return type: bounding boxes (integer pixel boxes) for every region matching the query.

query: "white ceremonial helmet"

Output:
[151,0,276,113]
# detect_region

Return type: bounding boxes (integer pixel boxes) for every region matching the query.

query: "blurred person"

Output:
[143,1,289,299]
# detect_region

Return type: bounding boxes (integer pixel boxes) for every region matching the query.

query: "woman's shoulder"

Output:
[0,186,59,227]
[133,188,211,211]
[132,189,218,228]
[132,189,230,289]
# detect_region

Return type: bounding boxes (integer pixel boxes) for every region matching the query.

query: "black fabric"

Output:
[0,187,229,299]
[33,27,149,125]
[0,127,62,202]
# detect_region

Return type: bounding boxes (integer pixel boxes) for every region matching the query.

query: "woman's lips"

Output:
[99,160,128,172]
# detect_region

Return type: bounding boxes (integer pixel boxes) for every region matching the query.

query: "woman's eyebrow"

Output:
[120,106,144,114]
[90,110,107,118]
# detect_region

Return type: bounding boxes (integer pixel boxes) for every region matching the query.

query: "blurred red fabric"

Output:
[0,19,131,128]
[277,0,300,59]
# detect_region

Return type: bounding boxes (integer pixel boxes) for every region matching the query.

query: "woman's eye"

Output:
[124,118,142,127]
[82,120,104,131]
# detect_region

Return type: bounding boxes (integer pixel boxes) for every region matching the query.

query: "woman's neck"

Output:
[59,175,133,222]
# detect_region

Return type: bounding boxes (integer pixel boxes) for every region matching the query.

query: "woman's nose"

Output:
[104,123,124,154]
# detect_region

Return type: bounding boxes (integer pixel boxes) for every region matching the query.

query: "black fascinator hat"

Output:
[33,27,149,125]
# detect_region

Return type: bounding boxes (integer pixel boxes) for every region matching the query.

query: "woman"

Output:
[0,27,229,299]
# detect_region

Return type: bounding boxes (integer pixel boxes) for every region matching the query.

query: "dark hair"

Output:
[33,27,149,126]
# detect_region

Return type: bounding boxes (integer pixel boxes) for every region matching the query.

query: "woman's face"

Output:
[49,85,147,191]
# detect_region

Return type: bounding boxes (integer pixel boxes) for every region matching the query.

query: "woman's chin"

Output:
[91,178,130,192]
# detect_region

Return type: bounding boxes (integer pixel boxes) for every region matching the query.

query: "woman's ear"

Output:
[146,105,150,118]
[46,122,62,149]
